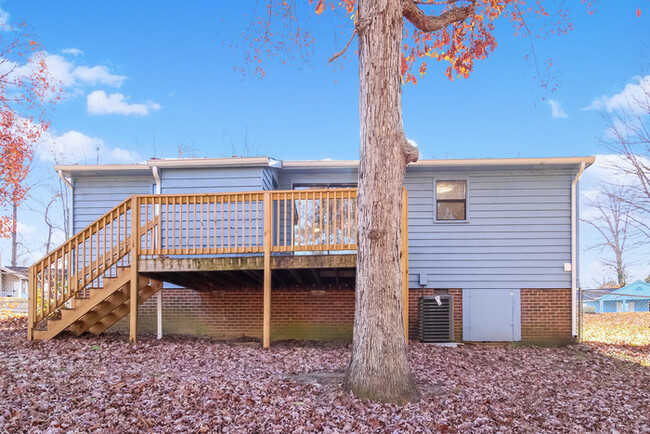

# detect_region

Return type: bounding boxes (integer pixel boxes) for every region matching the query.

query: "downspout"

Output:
[571,161,586,338]
[152,166,161,194]
[58,170,74,238]
[151,166,163,340]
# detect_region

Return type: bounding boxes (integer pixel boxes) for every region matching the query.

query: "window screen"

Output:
[436,180,466,221]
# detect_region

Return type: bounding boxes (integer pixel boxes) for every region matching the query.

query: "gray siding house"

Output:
[39,155,593,345]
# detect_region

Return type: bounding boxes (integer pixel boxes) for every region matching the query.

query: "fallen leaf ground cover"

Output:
[582,312,650,366]
[1,316,649,433]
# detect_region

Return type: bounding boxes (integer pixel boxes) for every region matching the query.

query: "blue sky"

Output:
[1,1,649,284]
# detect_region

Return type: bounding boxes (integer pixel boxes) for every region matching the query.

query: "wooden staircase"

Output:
[33,268,162,340]
[28,197,163,341]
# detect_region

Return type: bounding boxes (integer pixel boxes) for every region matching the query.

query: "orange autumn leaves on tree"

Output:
[317,0,593,84]
[246,0,593,86]
[0,22,61,237]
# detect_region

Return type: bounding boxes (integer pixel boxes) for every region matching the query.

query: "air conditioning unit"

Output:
[418,295,454,343]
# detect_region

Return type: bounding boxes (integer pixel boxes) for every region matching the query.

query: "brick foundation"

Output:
[113,286,573,344]
[521,288,575,344]
[116,287,355,341]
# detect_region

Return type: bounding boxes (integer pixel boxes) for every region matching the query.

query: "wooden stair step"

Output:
[88,280,162,336]
[32,268,132,340]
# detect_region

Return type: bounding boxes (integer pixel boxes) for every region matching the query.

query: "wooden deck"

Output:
[28,188,409,346]
[139,254,357,292]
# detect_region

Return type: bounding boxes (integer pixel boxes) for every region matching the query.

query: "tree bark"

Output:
[345,0,419,404]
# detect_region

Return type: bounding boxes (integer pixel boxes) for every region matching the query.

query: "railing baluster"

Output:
[227,196,232,252]
[171,196,176,254]
[212,195,217,253]
[201,195,206,254]
[184,197,189,255]
[192,196,197,254]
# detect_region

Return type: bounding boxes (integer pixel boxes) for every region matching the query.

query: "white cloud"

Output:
[61,48,83,56]
[0,52,127,96]
[579,154,646,195]
[86,90,161,116]
[547,99,568,119]
[74,65,125,87]
[16,221,39,239]
[42,53,126,88]
[586,75,650,114]
[37,129,140,164]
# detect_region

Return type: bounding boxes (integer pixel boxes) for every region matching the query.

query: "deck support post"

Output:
[263,192,272,348]
[156,290,162,339]
[401,188,409,342]
[27,265,35,340]
[129,197,140,344]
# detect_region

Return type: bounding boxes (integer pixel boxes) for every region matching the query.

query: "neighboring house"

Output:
[0,266,28,298]
[27,156,594,345]
[584,281,650,313]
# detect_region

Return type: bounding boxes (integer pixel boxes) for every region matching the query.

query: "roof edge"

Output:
[282,156,596,169]
[55,156,595,174]
[411,156,596,168]
[54,164,149,173]
[147,157,281,169]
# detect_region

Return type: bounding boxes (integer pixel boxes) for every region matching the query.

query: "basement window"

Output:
[435,180,467,221]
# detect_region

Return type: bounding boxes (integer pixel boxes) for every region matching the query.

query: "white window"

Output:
[435,180,467,221]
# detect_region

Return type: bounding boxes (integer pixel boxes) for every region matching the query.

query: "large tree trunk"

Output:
[345,0,419,404]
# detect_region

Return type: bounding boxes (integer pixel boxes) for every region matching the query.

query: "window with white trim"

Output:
[435,180,467,221]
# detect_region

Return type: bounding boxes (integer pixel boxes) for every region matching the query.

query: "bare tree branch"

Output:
[329,29,357,64]
[581,184,643,287]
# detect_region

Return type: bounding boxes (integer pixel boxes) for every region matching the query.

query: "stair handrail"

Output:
[28,196,134,338]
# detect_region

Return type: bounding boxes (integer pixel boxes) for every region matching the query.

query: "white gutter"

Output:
[412,156,595,168]
[152,166,161,194]
[571,161,586,338]
[146,157,281,169]
[282,156,596,170]
[151,165,163,340]
[58,170,74,238]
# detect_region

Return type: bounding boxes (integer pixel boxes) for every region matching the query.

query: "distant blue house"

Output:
[585,281,650,313]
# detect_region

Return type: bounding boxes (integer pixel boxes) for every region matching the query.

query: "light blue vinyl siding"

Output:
[277,168,358,189]
[406,168,574,290]
[73,175,154,234]
[69,164,578,291]
[160,167,264,194]
[262,168,279,190]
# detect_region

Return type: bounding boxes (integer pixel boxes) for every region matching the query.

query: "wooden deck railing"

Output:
[137,188,358,257]
[28,188,360,335]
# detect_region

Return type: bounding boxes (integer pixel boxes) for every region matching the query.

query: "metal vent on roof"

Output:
[418,295,454,343]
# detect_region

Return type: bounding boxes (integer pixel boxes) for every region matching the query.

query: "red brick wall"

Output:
[115,287,355,341]
[520,288,574,344]
[408,288,463,342]
[112,286,573,344]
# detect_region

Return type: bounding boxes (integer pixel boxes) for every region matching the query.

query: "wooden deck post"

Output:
[129,197,140,344]
[27,265,35,340]
[262,192,272,348]
[401,188,409,342]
